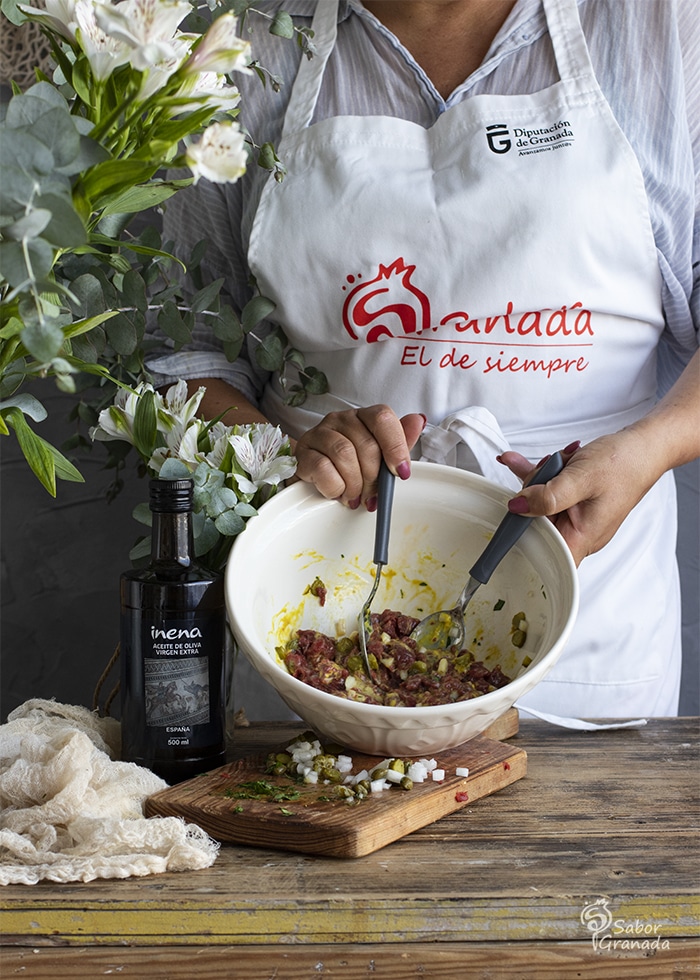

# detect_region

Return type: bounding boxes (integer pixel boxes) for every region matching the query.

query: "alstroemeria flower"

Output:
[89,382,147,443]
[229,425,296,496]
[149,417,204,473]
[159,379,205,430]
[18,0,78,43]
[74,0,131,81]
[175,71,242,113]
[185,121,247,184]
[94,0,190,72]
[182,12,251,76]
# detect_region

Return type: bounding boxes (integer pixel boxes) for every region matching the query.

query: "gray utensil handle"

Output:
[374,460,395,566]
[470,451,565,585]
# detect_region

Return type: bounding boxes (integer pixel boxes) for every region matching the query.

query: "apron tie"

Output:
[418,406,521,490]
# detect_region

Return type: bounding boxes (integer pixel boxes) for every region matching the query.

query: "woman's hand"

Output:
[294,405,426,508]
[498,429,664,566]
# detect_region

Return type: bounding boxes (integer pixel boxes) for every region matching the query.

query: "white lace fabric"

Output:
[0,699,219,885]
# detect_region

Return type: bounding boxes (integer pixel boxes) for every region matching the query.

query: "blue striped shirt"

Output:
[153,0,699,402]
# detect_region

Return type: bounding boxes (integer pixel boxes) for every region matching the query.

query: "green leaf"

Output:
[241,294,276,331]
[105,312,139,355]
[129,536,152,562]
[3,209,52,241]
[132,388,157,458]
[62,310,118,340]
[159,458,191,480]
[214,510,246,536]
[158,301,192,346]
[269,10,295,38]
[0,129,53,177]
[302,365,329,396]
[21,316,65,362]
[3,406,56,495]
[0,238,55,288]
[48,442,84,483]
[122,268,148,313]
[99,180,188,217]
[254,332,285,372]
[0,393,47,422]
[191,278,224,314]
[35,193,88,248]
[79,159,159,205]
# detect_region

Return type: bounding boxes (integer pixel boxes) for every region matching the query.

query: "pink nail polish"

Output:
[397,461,411,480]
[347,496,361,510]
[563,440,581,455]
[536,453,552,468]
[366,496,377,513]
[508,495,530,515]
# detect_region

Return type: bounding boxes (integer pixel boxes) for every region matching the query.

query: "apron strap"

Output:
[281,0,340,138]
[543,0,599,89]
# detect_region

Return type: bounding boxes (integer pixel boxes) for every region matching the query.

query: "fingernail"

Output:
[563,440,581,455]
[366,496,377,513]
[397,460,411,480]
[347,496,361,510]
[508,495,530,515]
[536,453,551,468]
[419,413,428,429]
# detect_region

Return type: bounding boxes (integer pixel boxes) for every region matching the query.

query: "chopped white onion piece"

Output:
[385,769,403,784]
[304,770,319,784]
[431,769,446,782]
[455,766,470,777]
[407,763,427,782]
[370,778,387,793]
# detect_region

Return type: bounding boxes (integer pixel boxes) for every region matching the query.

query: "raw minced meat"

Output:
[282,608,512,707]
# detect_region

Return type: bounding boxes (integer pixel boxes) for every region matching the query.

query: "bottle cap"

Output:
[149,478,194,513]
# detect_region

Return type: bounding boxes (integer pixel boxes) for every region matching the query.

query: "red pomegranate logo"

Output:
[342,258,431,343]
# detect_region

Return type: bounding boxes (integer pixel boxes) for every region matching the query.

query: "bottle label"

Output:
[143,618,215,728]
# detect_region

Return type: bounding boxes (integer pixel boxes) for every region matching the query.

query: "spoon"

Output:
[358,460,395,675]
[410,452,565,652]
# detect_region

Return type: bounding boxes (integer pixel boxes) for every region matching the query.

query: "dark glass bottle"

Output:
[120,478,226,783]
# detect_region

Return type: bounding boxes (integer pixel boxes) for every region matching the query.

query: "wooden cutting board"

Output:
[146,708,526,858]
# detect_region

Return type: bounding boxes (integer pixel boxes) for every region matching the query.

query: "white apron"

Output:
[247,0,681,716]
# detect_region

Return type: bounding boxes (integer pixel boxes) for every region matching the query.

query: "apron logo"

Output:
[342,258,431,343]
[486,124,511,154]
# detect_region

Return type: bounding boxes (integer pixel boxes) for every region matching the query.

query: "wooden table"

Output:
[2,717,699,979]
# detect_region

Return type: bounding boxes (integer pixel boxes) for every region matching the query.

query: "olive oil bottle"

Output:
[120,478,226,783]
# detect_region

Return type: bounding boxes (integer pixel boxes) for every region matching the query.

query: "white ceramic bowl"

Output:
[226,462,578,756]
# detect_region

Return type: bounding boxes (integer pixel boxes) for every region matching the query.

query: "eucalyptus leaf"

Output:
[21,317,65,362]
[241,294,276,331]
[0,129,53,176]
[191,278,224,314]
[105,312,139,356]
[35,193,87,248]
[209,485,240,516]
[214,510,246,536]
[122,268,148,313]
[159,457,191,480]
[0,238,55,288]
[302,365,329,395]
[3,209,52,241]
[194,516,221,557]
[269,10,295,38]
[24,108,82,170]
[133,501,153,526]
[129,536,152,562]
[158,301,192,346]
[254,332,285,372]
[68,273,107,319]
[0,393,48,422]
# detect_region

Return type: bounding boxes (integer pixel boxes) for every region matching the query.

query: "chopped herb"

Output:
[222,779,302,803]
[493,598,505,611]
[279,807,294,816]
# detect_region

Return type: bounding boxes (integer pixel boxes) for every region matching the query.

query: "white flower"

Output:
[185,121,247,185]
[89,381,152,443]
[229,424,296,495]
[18,0,78,42]
[148,417,204,473]
[74,0,131,81]
[160,379,205,430]
[176,71,242,113]
[94,0,190,72]
[183,12,252,76]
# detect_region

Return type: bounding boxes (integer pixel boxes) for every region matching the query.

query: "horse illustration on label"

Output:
[342,258,431,343]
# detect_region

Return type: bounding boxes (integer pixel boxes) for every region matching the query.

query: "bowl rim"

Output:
[226,461,580,719]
